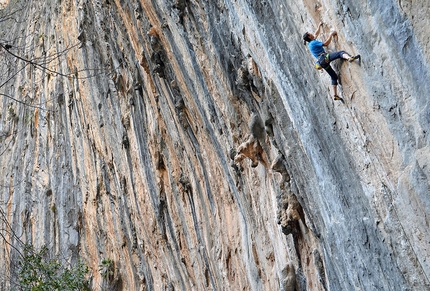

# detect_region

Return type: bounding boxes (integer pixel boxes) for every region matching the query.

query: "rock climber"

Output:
[303,22,360,101]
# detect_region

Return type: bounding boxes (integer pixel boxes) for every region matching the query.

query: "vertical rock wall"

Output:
[0,0,429,290]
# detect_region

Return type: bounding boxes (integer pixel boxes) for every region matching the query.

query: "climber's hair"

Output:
[303,32,312,45]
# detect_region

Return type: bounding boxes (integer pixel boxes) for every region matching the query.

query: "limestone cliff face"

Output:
[0,0,429,290]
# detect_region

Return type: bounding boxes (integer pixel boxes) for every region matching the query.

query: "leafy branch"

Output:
[0,208,90,291]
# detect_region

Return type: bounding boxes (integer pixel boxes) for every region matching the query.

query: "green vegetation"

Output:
[99,258,114,281]
[16,244,90,291]
[7,103,18,122]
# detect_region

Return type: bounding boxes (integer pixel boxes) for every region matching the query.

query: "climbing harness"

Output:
[315,53,330,70]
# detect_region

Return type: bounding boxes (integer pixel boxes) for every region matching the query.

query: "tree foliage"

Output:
[16,244,90,291]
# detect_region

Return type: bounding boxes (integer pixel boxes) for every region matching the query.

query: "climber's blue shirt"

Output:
[308,40,325,58]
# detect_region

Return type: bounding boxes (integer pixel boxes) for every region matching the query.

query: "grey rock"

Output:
[0,0,429,290]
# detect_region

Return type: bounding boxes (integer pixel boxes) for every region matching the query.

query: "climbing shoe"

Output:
[348,55,361,62]
[334,95,342,101]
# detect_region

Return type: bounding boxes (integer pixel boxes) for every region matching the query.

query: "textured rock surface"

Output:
[0,0,429,290]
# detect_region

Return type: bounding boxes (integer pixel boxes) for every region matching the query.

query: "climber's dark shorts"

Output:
[319,50,346,85]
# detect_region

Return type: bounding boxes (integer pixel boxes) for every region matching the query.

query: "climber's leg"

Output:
[328,51,350,61]
[324,66,342,101]
[329,51,360,63]
[324,65,338,86]
[333,85,340,99]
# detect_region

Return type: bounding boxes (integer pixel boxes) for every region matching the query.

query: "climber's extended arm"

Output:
[323,31,337,46]
[314,22,324,38]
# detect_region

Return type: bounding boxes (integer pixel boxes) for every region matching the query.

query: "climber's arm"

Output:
[323,31,337,46]
[314,22,324,38]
